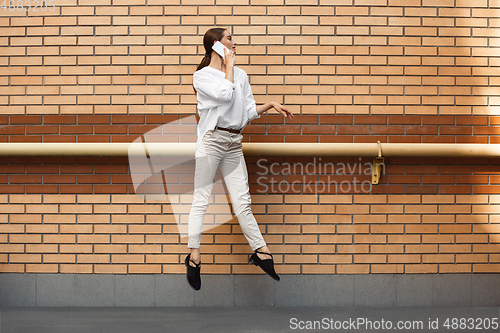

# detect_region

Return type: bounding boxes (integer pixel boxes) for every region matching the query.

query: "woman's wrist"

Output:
[256,102,273,115]
[224,64,234,83]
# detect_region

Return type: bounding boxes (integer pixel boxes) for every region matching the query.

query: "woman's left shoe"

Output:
[185,254,201,291]
[248,250,280,281]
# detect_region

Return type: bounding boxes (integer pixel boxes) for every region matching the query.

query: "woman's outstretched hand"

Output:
[271,102,294,120]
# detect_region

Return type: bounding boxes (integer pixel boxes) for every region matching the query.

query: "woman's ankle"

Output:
[256,245,271,254]
[255,246,272,259]
[189,249,201,264]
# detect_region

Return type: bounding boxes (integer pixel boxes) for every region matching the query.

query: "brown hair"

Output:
[192,27,227,94]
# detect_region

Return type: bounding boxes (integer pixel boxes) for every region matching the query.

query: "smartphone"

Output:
[212,41,231,59]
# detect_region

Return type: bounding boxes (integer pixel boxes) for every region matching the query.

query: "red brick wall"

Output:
[1,0,500,274]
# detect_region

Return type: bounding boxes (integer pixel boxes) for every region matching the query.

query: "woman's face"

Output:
[217,30,237,54]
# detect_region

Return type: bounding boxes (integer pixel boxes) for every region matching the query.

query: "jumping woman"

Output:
[186,27,294,290]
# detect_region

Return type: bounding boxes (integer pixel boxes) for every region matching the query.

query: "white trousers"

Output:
[187,128,267,251]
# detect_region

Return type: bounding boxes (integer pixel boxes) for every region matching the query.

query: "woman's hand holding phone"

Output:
[212,41,235,82]
[223,48,235,83]
[223,47,235,68]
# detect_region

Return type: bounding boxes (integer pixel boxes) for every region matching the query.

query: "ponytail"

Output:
[192,27,227,95]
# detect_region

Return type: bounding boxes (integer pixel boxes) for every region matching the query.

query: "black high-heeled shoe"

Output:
[185,254,201,290]
[248,250,280,281]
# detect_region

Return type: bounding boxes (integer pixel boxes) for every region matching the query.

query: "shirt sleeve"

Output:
[193,70,235,103]
[243,71,260,121]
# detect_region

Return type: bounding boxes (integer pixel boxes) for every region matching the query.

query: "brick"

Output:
[302,245,335,254]
[373,264,405,273]
[472,264,500,273]
[370,244,404,254]
[405,264,438,273]
[354,234,386,243]
[26,224,58,234]
[405,27,437,36]
[354,255,386,264]
[389,17,420,26]
[25,264,59,273]
[284,234,317,244]
[370,27,403,36]
[318,255,351,264]
[319,235,352,244]
[388,255,420,264]
[43,235,76,244]
[9,254,42,263]
[371,224,404,233]
[387,215,420,224]
[422,254,455,263]
[57,244,93,253]
[337,264,369,274]
[43,254,76,264]
[94,265,127,274]
[388,235,421,243]
[371,6,402,16]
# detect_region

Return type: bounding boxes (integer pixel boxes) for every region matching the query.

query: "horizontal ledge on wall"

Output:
[0,142,499,158]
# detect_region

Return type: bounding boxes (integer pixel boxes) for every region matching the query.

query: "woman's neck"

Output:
[209,56,225,73]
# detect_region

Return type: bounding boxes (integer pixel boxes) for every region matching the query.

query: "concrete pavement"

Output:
[1,306,499,333]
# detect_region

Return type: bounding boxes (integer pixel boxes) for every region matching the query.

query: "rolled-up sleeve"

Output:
[243,72,260,121]
[193,70,235,103]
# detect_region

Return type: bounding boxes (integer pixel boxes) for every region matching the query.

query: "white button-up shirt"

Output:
[192,65,260,152]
